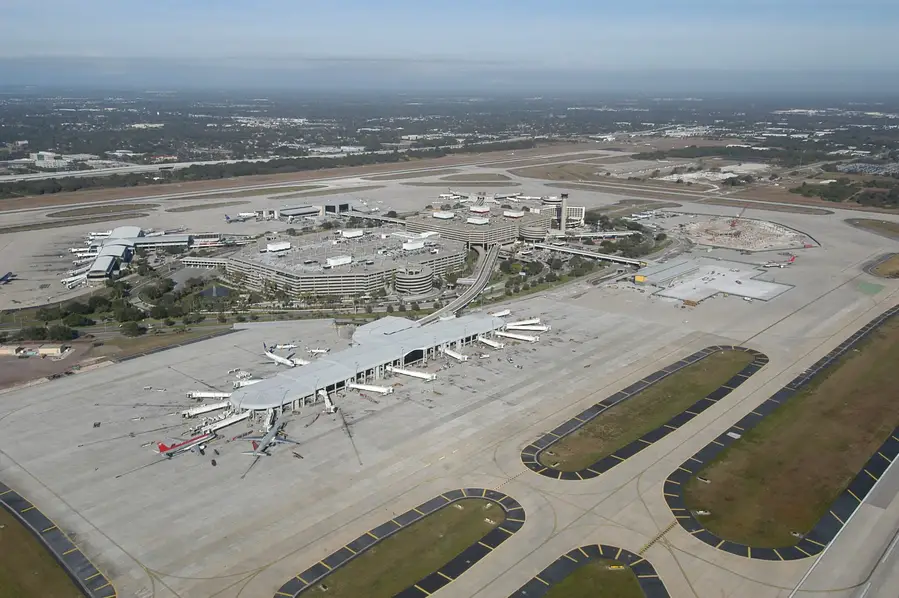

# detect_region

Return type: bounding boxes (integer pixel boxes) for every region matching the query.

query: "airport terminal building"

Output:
[230,314,507,412]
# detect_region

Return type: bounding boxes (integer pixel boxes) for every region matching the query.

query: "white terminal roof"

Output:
[97,245,128,259]
[230,314,505,410]
[108,226,143,239]
[88,255,116,274]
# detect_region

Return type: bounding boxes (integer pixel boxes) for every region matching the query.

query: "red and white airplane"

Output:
[763,256,796,268]
[156,432,214,458]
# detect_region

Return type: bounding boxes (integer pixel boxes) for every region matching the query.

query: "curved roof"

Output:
[230,314,504,410]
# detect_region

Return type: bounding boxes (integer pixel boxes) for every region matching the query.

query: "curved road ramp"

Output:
[521,346,768,480]
[274,488,525,598]
[0,481,116,597]
[507,544,670,598]
[665,304,899,560]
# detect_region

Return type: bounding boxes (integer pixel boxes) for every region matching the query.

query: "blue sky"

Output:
[3,0,897,69]
[1,1,898,91]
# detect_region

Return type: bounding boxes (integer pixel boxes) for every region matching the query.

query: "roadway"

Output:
[418,244,499,325]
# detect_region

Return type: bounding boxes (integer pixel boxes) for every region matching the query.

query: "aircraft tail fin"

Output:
[789,256,796,263]
[252,440,259,450]
[157,442,170,453]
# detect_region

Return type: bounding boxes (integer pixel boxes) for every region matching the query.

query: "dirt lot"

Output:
[0,144,585,213]
[46,203,159,218]
[0,344,94,390]
[684,316,899,547]
[167,200,249,213]
[0,507,82,598]
[363,168,459,181]
[440,173,511,182]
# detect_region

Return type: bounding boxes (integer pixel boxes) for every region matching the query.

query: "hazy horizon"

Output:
[4,0,899,94]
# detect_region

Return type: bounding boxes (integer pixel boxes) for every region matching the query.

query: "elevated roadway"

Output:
[418,244,499,325]
[532,242,650,267]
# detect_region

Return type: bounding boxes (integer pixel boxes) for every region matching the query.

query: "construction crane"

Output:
[730,206,747,228]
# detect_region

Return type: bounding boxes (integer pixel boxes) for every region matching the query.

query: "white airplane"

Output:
[307,348,330,355]
[272,343,298,350]
[262,344,309,367]
[763,256,796,268]
[242,413,298,457]
[156,432,215,458]
[494,192,522,200]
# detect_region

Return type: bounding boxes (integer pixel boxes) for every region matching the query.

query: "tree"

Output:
[549,258,563,271]
[410,302,420,311]
[63,313,94,327]
[217,314,227,323]
[47,325,78,341]
[65,301,90,315]
[36,307,61,323]
[150,305,168,319]
[88,296,111,313]
[386,304,394,313]
[386,210,398,218]
[120,321,146,337]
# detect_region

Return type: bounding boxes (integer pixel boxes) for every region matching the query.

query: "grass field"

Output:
[873,254,899,278]
[363,168,460,181]
[542,561,644,598]
[276,185,384,199]
[847,218,899,241]
[401,182,521,188]
[541,350,755,471]
[88,326,232,359]
[700,199,832,215]
[173,185,324,200]
[440,173,511,182]
[46,203,159,218]
[167,200,249,212]
[0,213,151,235]
[477,152,602,169]
[305,499,503,598]
[511,162,611,182]
[684,317,899,547]
[0,507,83,598]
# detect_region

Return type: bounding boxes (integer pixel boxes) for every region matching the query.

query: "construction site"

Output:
[679,212,816,252]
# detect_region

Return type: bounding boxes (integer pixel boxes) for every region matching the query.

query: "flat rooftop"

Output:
[232,227,466,274]
[644,258,793,302]
[407,207,550,232]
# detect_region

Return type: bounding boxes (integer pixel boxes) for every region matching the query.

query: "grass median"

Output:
[684,317,899,547]
[305,498,502,598]
[541,350,755,471]
[542,560,644,598]
[0,507,82,598]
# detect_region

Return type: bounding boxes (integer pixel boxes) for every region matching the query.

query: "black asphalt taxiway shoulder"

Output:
[665,305,899,560]
[507,544,670,598]
[0,481,116,598]
[274,488,525,598]
[520,346,768,480]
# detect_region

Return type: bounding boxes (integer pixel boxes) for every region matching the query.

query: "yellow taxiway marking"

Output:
[414,584,431,595]
[86,572,102,581]
[535,576,550,586]
[437,571,453,581]
[63,547,79,556]
[20,505,34,513]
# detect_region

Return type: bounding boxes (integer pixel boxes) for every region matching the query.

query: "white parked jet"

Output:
[307,348,330,355]
[272,343,298,350]
[240,414,300,478]
[262,343,309,367]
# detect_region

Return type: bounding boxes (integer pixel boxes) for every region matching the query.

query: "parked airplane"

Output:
[224,214,252,224]
[0,272,15,284]
[763,256,796,268]
[307,348,330,355]
[156,432,214,458]
[242,414,298,457]
[272,343,297,350]
[262,343,309,367]
[494,192,522,200]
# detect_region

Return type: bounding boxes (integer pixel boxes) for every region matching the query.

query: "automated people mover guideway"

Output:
[520,346,768,481]
[664,305,899,560]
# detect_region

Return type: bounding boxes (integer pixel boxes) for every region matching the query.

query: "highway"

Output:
[418,244,499,325]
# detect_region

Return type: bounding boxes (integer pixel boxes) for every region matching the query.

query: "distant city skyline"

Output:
[3,0,899,92]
